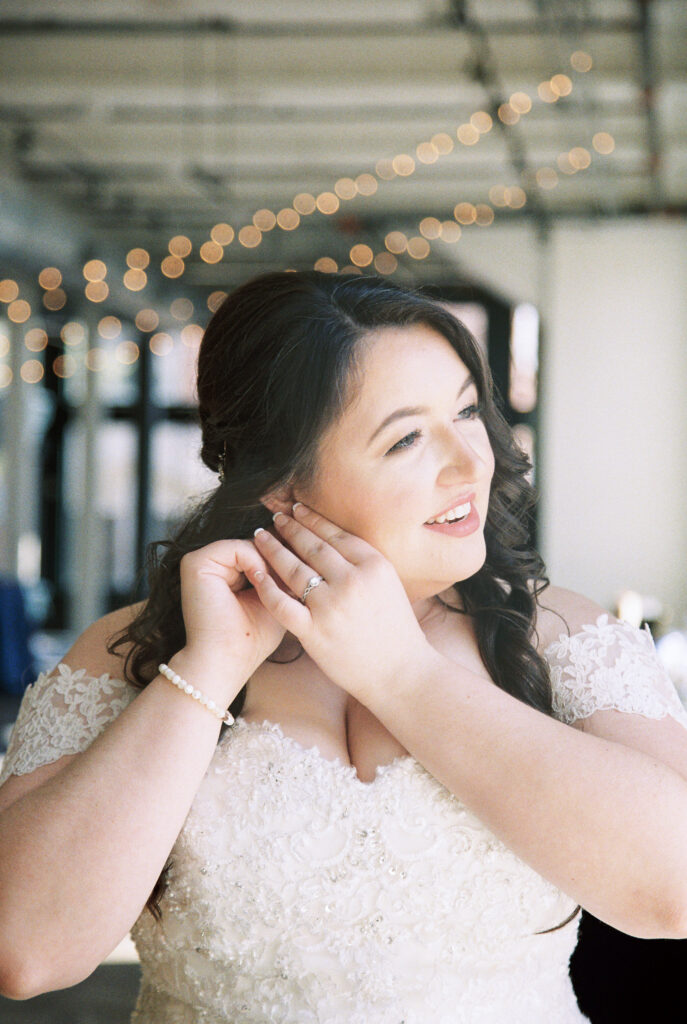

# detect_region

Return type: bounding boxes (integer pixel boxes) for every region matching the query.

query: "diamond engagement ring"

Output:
[300,575,325,603]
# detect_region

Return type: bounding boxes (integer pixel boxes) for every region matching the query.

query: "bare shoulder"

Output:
[58,599,148,683]
[529,582,614,653]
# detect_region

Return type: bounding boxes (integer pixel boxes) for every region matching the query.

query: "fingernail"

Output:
[272,511,287,523]
[253,527,265,536]
[292,502,304,513]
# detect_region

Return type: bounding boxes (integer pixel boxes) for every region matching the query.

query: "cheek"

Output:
[306,461,387,535]
[330,472,417,546]
[476,427,496,475]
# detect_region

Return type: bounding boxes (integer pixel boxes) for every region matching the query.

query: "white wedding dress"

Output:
[2,613,687,1023]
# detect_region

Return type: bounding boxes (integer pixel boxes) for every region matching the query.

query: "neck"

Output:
[412,586,462,627]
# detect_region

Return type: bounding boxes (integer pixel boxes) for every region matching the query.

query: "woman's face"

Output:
[296,323,496,608]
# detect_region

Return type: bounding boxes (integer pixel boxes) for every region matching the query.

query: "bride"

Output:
[1,269,687,1022]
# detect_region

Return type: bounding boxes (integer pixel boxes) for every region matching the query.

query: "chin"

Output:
[440,542,488,582]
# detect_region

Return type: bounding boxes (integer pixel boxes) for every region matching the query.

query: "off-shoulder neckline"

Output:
[48,613,645,690]
[36,614,650,789]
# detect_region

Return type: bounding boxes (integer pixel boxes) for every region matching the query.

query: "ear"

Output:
[259,484,298,518]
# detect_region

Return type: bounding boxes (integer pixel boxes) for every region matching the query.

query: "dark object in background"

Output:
[0,577,37,696]
[0,962,141,1023]
[570,909,687,1023]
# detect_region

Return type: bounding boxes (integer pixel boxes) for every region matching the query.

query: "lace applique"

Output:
[0,663,137,786]
[544,613,687,729]
[129,714,587,1024]
[0,660,593,1021]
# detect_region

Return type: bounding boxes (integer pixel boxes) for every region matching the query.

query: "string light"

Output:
[293,193,316,214]
[199,241,223,263]
[551,74,573,97]
[61,322,86,345]
[83,260,107,282]
[253,209,276,231]
[126,248,150,269]
[123,268,147,291]
[180,324,203,347]
[206,291,227,312]
[38,267,62,290]
[406,237,430,259]
[0,280,19,303]
[8,300,31,323]
[98,316,122,340]
[276,209,300,231]
[52,353,78,379]
[571,51,593,72]
[13,123,610,386]
[316,192,339,214]
[85,281,108,302]
[170,298,193,321]
[416,142,439,164]
[115,340,139,365]
[135,308,159,332]
[149,332,174,356]
[349,244,374,267]
[42,289,67,310]
[373,252,397,275]
[593,132,615,154]
[9,49,607,386]
[161,256,184,278]
[24,328,48,352]
[238,226,262,247]
[314,257,338,272]
[168,236,192,258]
[20,360,43,384]
[419,217,442,239]
[334,178,357,199]
[210,223,235,245]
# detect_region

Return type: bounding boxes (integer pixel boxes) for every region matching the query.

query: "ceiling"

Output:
[1,0,685,299]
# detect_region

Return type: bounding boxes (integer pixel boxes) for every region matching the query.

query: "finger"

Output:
[289,503,373,564]
[253,525,329,600]
[184,539,272,593]
[271,511,350,581]
[247,564,311,636]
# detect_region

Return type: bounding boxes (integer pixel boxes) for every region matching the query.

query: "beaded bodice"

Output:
[2,614,686,1023]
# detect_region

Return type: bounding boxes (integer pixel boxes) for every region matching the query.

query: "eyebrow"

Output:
[366,373,477,448]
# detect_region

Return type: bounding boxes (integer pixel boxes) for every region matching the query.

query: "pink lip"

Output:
[425,491,476,523]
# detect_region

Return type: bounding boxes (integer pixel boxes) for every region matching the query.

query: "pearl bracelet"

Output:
[158,663,235,726]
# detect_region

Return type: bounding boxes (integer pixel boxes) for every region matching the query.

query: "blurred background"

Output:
[1,1,686,1019]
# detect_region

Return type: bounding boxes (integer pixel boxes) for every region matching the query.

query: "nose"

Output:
[435,425,486,487]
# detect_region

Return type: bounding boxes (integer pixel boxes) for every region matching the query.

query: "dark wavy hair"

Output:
[107,269,577,931]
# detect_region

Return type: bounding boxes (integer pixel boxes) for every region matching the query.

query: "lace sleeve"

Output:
[0,662,139,786]
[544,613,687,731]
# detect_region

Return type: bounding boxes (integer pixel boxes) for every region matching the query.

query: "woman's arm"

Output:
[362,643,687,942]
[234,505,687,941]
[0,643,244,1000]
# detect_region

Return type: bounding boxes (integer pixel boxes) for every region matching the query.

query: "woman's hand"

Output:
[178,539,288,689]
[248,503,437,706]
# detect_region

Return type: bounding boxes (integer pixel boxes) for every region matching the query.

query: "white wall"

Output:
[539,219,687,626]
[455,217,687,626]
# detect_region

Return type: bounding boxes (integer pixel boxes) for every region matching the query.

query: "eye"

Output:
[460,403,482,420]
[386,430,422,455]
[384,402,483,457]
